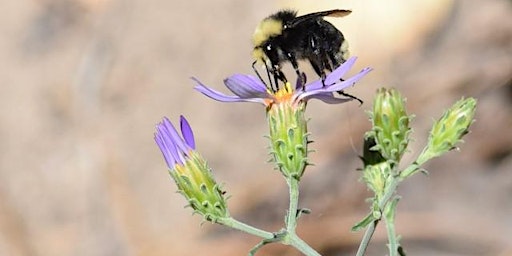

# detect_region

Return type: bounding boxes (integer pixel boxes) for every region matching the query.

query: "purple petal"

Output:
[155,120,184,167]
[193,78,244,102]
[224,74,271,99]
[160,117,189,163]
[305,92,354,104]
[326,67,373,92]
[180,115,195,149]
[154,133,175,168]
[303,57,359,92]
[324,57,358,85]
[304,79,324,92]
[193,78,267,104]
[298,67,372,101]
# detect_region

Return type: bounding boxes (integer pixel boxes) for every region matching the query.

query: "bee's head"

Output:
[252,10,297,64]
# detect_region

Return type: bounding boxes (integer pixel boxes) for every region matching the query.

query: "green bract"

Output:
[267,101,310,180]
[367,88,412,163]
[171,151,229,222]
[417,97,477,164]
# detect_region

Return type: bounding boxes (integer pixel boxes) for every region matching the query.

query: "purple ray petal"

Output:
[179,115,195,150]
[324,57,358,85]
[304,79,324,92]
[154,133,175,168]
[297,67,372,101]
[224,74,271,99]
[160,117,189,163]
[155,120,183,166]
[303,57,358,92]
[192,78,243,101]
[326,67,373,92]
[193,78,267,104]
[305,92,354,104]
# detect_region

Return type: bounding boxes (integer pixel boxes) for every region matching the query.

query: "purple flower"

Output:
[154,116,230,220]
[154,116,196,169]
[193,57,372,106]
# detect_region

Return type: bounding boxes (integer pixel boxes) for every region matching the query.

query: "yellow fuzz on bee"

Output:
[252,48,266,63]
[340,40,350,61]
[252,19,283,46]
[252,18,283,63]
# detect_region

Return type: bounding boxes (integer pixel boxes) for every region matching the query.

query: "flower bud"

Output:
[368,88,412,163]
[155,116,229,221]
[418,97,477,164]
[362,161,392,198]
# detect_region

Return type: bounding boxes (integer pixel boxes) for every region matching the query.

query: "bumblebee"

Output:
[252,9,351,89]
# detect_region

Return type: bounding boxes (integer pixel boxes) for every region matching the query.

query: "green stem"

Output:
[385,219,398,256]
[284,177,321,256]
[399,162,421,179]
[379,176,400,209]
[217,217,274,239]
[286,177,300,233]
[384,198,400,256]
[288,233,321,256]
[355,219,379,256]
[355,175,402,255]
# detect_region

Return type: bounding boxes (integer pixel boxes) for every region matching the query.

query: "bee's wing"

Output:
[289,9,351,27]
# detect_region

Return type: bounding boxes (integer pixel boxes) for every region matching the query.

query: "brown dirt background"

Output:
[0,0,511,255]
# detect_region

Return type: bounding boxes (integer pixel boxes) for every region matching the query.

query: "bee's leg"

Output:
[307,35,332,87]
[333,74,364,105]
[263,63,278,92]
[338,91,363,105]
[328,52,343,71]
[320,69,328,87]
[272,66,288,89]
[286,53,306,87]
[298,72,307,87]
[325,54,363,105]
[309,60,328,87]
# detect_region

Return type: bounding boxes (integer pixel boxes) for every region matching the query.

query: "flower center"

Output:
[273,82,293,103]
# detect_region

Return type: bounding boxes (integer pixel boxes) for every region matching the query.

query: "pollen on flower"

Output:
[273,82,293,102]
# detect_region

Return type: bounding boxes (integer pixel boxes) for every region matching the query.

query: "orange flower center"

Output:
[264,82,294,106]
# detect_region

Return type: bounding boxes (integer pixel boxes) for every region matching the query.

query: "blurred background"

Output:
[0,0,511,255]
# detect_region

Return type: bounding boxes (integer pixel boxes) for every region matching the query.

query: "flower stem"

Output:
[356,174,402,255]
[286,177,300,233]
[355,219,379,256]
[288,233,321,256]
[384,197,400,256]
[385,217,398,256]
[217,217,274,239]
[284,177,321,256]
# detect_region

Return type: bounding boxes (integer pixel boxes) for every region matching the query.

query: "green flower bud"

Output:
[418,97,477,164]
[267,100,310,180]
[171,152,229,221]
[362,161,393,199]
[155,116,229,222]
[368,88,412,163]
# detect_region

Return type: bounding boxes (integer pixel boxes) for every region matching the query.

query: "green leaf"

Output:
[352,213,376,231]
